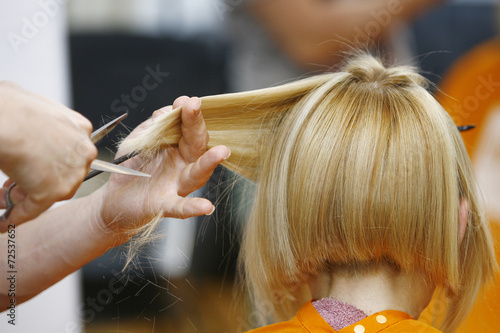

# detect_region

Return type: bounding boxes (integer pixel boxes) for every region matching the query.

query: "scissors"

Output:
[1,113,148,222]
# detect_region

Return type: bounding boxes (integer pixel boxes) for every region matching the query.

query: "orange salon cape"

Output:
[248,301,441,332]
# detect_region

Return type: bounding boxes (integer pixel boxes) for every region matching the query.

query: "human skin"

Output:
[0,81,97,225]
[0,96,230,307]
[250,0,444,68]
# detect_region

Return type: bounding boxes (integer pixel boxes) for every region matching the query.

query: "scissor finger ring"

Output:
[1,183,16,222]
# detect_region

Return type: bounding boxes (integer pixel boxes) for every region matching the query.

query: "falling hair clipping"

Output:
[457,125,476,132]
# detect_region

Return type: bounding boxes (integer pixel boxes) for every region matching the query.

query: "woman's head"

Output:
[241,55,495,331]
[122,54,496,332]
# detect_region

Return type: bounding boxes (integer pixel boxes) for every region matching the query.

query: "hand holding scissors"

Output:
[1,113,149,223]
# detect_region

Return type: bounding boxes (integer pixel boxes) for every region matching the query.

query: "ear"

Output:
[458,199,469,245]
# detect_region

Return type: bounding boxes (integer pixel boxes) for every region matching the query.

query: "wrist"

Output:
[89,186,133,247]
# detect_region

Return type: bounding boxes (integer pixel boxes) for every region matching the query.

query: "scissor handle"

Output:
[1,183,16,222]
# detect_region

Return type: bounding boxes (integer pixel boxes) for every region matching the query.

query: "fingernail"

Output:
[206,205,216,216]
[224,149,231,160]
[194,98,201,117]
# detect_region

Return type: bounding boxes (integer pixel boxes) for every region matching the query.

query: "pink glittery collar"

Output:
[312,297,368,331]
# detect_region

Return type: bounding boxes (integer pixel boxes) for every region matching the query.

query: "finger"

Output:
[173,96,190,109]
[178,145,230,197]
[163,196,215,219]
[179,97,209,163]
[7,186,27,205]
[70,111,94,136]
[125,104,174,142]
[116,116,157,156]
[0,188,6,209]
[6,196,51,225]
[76,135,98,163]
[29,90,94,135]
[0,185,26,209]
[152,105,173,119]
[3,179,15,187]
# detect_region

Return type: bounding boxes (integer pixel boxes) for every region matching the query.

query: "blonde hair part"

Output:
[121,54,496,332]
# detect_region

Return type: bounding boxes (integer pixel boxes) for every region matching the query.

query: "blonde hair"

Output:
[122,54,496,332]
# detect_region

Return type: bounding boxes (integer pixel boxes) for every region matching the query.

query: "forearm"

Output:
[0,191,118,307]
[250,0,445,67]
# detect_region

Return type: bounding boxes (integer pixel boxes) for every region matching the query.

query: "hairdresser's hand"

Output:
[95,96,229,243]
[0,82,97,225]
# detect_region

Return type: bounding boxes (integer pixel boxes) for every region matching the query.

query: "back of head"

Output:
[241,54,496,332]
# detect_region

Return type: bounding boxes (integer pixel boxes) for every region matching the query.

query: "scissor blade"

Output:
[91,113,128,145]
[90,159,150,178]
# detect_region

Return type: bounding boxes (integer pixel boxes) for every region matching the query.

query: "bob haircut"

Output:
[122,54,496,332]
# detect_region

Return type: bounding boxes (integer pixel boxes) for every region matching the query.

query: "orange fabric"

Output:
[457,223,500,333]
[248,301,441,332]
[420,38,500,332]
[436,39,500,160]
